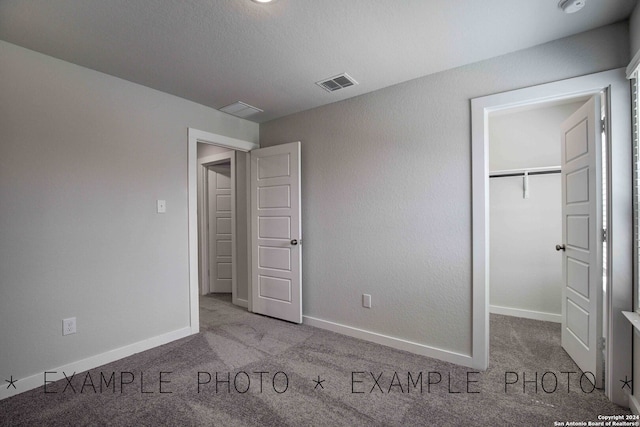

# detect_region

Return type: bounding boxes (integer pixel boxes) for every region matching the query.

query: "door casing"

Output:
[471,68,632,407]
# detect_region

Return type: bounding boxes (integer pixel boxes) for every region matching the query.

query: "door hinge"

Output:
[601,120,605,133]
[598,336,606,351]
[601,228,607,243]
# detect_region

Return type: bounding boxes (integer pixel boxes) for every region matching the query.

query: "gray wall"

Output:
[260,22,629,356]
[0,40,258,380]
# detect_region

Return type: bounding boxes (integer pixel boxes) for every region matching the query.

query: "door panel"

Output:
[259,247,291,271]
[566,216,589,249]
[565,119,589,161]
[259,186,291,208]
[560,96,603,388]
[258,154,291,179]
[566,299,589,345]
[259,276,292,302]
[566,168,589,203]
[251,142,302,323]
[217,218,232,234]
[567,258,589,298]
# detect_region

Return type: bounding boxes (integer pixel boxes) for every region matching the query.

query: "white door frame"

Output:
[199,151,236,298]
[188,128,258,334]
[471,68,632,407]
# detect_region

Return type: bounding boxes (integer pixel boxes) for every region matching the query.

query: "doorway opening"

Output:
[488,98,588,324]
[487,94,609,390]
[470,68,632,407]
[187,129,304,331]
[197,145,246,307]
[187,129,259,333]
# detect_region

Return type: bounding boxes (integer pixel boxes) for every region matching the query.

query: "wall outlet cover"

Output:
[157,199,166,213]
[63,317,77,335]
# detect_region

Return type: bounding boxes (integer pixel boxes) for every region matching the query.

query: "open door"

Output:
[558,96,604,388]
[208,161,233,293]
[250,141,302,323]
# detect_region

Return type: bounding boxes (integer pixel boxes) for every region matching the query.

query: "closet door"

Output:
[559,95,603,388]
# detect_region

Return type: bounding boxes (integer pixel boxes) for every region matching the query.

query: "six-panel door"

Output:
[250,142,302,324]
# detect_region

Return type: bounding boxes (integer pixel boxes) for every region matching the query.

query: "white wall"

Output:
[489,102,585,171]
[489,175,562,320]
[0,40,258,385]
[489,102,582,322]
[260,23,629,357]
[198,143,231,158]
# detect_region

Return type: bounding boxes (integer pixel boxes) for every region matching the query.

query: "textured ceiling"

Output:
[0,0,636,123]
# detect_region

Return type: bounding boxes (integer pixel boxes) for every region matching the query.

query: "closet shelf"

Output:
[489,166,561,178]
[489,165,561,199]
[623,311,640,333]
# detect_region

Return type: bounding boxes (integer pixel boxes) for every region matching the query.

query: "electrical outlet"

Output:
[362,294,372,308]
[157,199,166,213]
[63,317,76,336]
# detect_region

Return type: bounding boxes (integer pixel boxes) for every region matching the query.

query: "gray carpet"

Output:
[0,295,630,426]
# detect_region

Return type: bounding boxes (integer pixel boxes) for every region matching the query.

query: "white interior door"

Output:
[208,162,233,293]
[250,141,302,323]
[559,96,603,388]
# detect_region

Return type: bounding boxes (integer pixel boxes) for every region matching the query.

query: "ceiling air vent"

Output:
[316,73,358,93]
[219,101,263,118]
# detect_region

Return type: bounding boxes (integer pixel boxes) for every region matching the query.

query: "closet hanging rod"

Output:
[489,166,561,178]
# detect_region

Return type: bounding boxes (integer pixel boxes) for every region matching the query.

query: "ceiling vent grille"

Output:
[219,101,263,118]
[316,73,358,93]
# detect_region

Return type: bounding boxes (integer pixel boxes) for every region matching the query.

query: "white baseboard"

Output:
[630,394,640,415]
[0,326,194,401]
[234,298,248,308]
[303,315,474,368]
[490,305,562,323]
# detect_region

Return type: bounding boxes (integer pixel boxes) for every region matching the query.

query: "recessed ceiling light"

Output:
[251,0,277,3]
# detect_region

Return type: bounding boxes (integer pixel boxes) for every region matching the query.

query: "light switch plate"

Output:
[157,200,166,213]
[363,294,371,308]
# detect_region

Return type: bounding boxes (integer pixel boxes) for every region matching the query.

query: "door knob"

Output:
[290,239,298,246]
[555,244,566,251]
